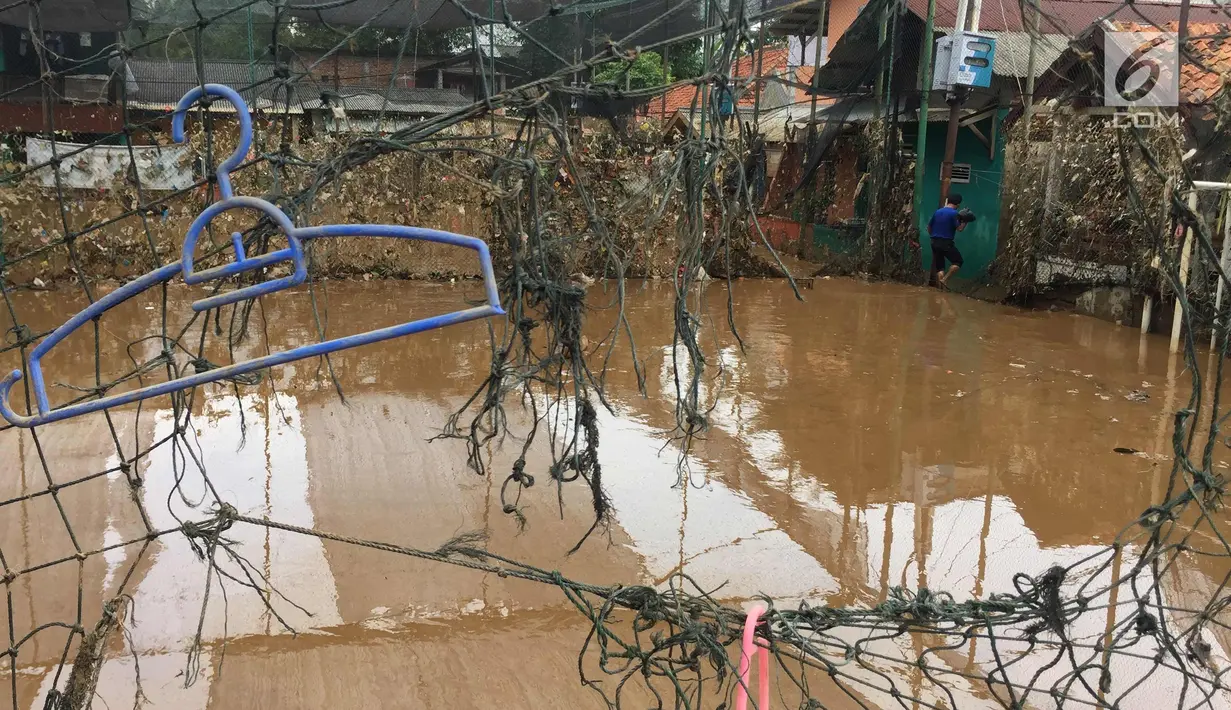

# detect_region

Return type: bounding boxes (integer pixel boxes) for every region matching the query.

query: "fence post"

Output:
[1170,189,1198,355]
[1038,109,1066,286]
[1213,194,1231,351]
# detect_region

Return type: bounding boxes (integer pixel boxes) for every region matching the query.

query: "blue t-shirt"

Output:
[929,206,960,239]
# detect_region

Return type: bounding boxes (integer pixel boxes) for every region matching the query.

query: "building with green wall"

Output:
[906,109,1008,282]
[799,0,1065,281]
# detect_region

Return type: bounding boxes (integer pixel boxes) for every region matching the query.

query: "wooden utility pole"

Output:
[935,0,974,204]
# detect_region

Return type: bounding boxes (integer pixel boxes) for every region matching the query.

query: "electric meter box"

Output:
[932,31,996,90]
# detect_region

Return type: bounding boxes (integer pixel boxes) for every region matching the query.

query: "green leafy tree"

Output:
[667,38,702,80]
[592,50,666,90]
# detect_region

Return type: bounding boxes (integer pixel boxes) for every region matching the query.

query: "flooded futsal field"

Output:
[1,278,1227,708]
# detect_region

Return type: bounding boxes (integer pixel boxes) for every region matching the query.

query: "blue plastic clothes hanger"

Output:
[0,84,504,428]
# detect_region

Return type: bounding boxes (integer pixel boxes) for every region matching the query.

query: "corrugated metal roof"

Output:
[793,101,992,126]
[944,30,1070,79]
[765,0,827,37]
[757,104,801,142]
[125,59,290,109]
[907,0,1230,35]
[124,98,306,114]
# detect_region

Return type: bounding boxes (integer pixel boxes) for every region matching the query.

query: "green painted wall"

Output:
[909,109,1007,282]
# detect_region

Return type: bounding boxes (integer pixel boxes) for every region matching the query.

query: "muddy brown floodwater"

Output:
[0,278,1227,709]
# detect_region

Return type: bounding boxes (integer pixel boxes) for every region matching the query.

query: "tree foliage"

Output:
[592,51,666,90]
[667,38,702,80]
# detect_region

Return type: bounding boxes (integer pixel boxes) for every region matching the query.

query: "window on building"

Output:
[80,32,92,48]
[951,163,972,184]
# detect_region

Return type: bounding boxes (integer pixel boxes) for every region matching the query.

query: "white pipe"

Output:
[1142,295,1154,334]
[1171,190,1198,355]
[969,0,982,33]
[1023,0,1040,142]
[1192,180,1231,191]
[1213,197,1231,352]
[953,0,970,33]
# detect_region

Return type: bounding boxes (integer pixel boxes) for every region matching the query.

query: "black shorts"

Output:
[931,238,964,271]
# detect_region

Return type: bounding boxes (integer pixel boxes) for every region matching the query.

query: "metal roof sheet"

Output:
[125,58,289,107]
[907,0,1231,35]
[956,30,1070,80]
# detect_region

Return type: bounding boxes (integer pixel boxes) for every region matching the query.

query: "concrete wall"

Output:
[1075,286,1135,326]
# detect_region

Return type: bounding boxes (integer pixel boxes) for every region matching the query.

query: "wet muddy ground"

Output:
[0,278,1227,708]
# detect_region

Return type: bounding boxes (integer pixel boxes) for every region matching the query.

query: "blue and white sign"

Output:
[954,32,996,88]
[933,31,997,90]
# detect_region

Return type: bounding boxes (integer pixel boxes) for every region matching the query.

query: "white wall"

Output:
[26,138,192,191]
[787,35,829,68]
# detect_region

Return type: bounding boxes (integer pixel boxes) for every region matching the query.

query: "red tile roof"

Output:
[1181,23,1231,104]
[1118,21,1231,105]
[640,46,796,119]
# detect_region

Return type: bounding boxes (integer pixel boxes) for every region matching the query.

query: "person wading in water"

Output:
[928,193,968,288]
